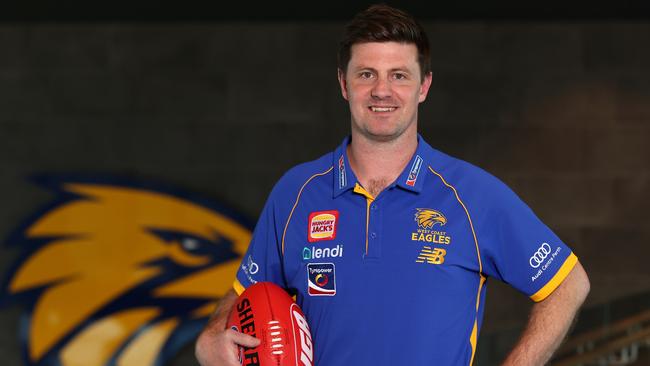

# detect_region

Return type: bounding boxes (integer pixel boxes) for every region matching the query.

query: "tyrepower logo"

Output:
[291,303,314,366]
[307,263,336,296]
[308,210,338,242]
[529,243,552,268]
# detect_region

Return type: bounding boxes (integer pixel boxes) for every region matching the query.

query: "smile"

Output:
[369,106,397,112]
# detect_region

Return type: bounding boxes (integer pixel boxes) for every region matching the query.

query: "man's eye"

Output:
[359,72,374,79]
[393,73,407,80]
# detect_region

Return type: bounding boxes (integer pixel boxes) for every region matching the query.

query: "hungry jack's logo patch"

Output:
[308,210,338,243]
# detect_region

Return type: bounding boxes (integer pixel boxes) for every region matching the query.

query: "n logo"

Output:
[416,246,446,265]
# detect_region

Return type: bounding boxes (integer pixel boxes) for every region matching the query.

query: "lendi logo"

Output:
[302,245,343,260]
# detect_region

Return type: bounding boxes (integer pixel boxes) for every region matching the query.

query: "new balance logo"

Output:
[416,246,446,265]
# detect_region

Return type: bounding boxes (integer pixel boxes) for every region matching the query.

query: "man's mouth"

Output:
[369,106,397,112]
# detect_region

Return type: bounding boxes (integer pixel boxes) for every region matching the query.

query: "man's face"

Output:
[338,42,432,142]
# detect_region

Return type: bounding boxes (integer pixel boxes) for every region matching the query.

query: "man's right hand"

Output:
[195,290,261,366]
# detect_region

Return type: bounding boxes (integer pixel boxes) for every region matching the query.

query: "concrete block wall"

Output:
[0,22,648,365]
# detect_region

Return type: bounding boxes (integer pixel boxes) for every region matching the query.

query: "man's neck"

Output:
[347,130,418,197]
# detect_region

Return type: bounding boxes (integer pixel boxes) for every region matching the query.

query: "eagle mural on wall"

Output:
[1,177,252,365]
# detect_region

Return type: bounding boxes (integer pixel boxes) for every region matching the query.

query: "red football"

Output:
[227,282,314,366]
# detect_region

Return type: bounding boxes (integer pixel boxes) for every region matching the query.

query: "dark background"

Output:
[3,1,650,22]
[1,1,649,365]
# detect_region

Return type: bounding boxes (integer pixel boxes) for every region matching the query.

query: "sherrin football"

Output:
[228,282,314,366]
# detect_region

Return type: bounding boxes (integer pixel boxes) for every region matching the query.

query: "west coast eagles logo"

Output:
[415,208,447,228]
[1,177,252,366]
[411,208,451,245]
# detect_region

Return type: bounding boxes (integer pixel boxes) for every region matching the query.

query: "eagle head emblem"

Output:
[415,208,447,228]
[1,178,252,366]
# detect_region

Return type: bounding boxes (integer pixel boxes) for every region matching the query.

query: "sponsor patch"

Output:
[405,155,423,187]
[529,243,552,268]
[307,263,336,296]
[531,245,562,282]
[308,210,338,242]
[302,245,343,261]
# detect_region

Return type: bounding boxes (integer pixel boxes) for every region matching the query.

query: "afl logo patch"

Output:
[308,210,338,242]
[405,155,423,187]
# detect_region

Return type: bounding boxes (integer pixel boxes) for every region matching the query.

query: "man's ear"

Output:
[418,72,433,103]
[337,68,349,101]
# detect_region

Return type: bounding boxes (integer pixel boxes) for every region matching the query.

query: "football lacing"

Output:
[268,320,284,355]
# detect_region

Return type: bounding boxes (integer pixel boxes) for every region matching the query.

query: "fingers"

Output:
[195,328,261,366]
[227,328,261,348]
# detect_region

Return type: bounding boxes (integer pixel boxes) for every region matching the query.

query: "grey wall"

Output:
[1,22,649,365]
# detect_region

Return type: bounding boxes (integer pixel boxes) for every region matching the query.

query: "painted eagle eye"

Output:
[181,237,200,251]
[148,229,238,263]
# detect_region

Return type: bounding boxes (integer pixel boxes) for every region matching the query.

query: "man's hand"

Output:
[501,261,590,366]
[195,289,261,366]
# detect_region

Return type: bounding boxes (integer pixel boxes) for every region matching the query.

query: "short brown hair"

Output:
[337,4,431,81]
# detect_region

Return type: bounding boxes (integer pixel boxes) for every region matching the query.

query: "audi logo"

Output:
[529,243,552,268]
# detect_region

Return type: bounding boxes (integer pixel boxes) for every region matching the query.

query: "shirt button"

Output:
[370,232,377,239]
[371,204,378,210]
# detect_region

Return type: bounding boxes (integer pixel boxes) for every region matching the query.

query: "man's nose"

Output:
[371,77,392,99]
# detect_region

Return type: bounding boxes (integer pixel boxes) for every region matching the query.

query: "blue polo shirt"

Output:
[234,135,578,366]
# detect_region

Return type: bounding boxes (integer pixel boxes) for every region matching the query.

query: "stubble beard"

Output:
[351,114,416,144]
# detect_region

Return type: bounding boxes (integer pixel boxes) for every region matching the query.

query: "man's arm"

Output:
[501,261,590,366]
[195,289,261,366]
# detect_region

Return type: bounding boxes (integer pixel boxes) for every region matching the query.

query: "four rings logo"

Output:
[529,243,552,268]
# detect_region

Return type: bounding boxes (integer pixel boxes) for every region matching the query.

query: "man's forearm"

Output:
[501,262,590,366]
[196,288,261,366]
[206,289,239,330]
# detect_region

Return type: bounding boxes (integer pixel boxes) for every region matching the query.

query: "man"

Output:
[196,4,590,365]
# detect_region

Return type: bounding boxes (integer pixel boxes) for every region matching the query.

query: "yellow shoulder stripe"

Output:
[427,167,482,273]
[530,253,578,302]
[281,166,333,255]
[233,279,245,296]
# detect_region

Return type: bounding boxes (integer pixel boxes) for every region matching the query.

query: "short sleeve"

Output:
[479,184,578,302]
[233,196,286,295]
